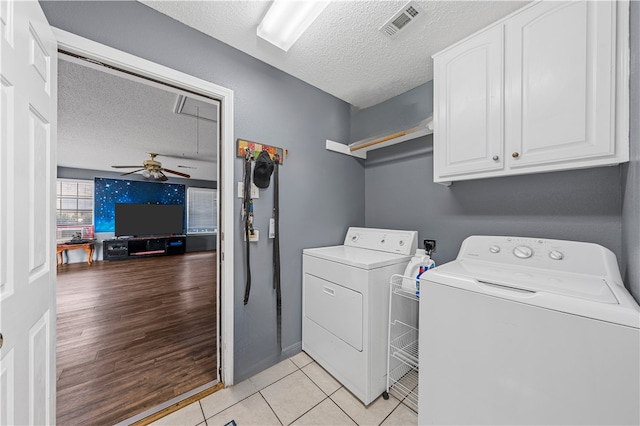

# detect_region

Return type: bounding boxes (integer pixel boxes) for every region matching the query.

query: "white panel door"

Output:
[505,1,615,168]
[0,0,57,424]
[433,25,504,181]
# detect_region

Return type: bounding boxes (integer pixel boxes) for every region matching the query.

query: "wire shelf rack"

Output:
[388,363,419,412]
[390,274,421,301]
[389,321,419,369]
[386,274,420,414]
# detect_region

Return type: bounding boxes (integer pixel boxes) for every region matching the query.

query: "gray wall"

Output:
[359,77,635,300]
[622,1,640,302]
[43,2,363,383]
[351,83,433,143]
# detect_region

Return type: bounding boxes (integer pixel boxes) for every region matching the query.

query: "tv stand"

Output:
[103,236,186,261]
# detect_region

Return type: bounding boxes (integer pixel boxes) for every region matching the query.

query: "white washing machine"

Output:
[302,227,418,405]
[418,235,640,425]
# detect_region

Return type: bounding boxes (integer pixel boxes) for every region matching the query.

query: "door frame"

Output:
[53,28,235,386]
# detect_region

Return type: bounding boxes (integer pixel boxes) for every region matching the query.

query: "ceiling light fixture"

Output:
[257,0,331,52]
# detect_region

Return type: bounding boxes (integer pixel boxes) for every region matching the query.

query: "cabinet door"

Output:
[433,25,504,181]
[505,1,616,169]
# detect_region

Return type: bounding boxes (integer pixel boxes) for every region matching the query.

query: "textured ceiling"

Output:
[59,1,531,181]
[140,0,530,109]
[58,58,218,181]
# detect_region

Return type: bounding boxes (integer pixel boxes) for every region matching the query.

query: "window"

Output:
[187,187,217,234]
[56,179,94,240]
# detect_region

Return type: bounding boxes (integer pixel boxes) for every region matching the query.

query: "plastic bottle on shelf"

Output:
[402,248,436,297]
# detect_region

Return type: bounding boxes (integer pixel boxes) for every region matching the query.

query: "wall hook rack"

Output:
[237,139,286,164]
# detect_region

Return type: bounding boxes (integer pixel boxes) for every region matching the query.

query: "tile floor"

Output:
[150,352,417,426]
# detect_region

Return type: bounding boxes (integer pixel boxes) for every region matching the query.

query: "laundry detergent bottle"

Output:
[402,248,436,297]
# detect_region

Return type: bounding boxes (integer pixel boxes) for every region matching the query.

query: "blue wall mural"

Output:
[95,177,186,233]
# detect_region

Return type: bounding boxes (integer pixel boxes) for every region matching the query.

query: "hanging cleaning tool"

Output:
[243,148,253,305]
[272,154,281,349]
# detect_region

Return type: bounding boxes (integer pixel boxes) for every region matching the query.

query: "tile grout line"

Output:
[201,359,302,425]
[258,390,285,425]
[197,400,207,426]
[296,363,361,426]
[297,357,362,425]
[287,395,331,425]
[263,356,332,425]
[201,390,258,423]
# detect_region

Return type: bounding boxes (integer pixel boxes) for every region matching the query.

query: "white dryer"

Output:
[302,227,418,405]
[418,235,640,425]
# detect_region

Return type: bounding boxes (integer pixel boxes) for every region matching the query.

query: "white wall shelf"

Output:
[326,116,433,159]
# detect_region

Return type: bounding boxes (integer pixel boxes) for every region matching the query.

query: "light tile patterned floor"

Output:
[150,351,417,426]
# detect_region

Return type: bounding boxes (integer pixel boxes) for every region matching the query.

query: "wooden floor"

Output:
[56,251,218,426]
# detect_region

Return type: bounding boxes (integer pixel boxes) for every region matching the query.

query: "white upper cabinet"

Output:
[433,1,629,184]
[433,25,504,179]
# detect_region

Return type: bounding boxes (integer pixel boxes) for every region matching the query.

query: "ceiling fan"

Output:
[111,153,191,181]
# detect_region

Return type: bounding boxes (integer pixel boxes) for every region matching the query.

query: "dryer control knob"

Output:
[489,245,501,253]
[549,250,564,260]
[513,245,533,259]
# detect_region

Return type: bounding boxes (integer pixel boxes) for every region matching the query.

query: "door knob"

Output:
[512,152,520,158]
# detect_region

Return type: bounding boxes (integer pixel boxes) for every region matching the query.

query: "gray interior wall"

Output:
[44,2,363,383]
[350,84,433,143]
[622,1,640,302]
[360,80,633,299]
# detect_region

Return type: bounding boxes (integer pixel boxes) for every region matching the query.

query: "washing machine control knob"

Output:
[350,233,359,242]
[549,250,564,260]
[513,245,533,259]
[489,245,501,254]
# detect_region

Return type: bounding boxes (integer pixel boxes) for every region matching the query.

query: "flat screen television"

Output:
[115,203,184,237]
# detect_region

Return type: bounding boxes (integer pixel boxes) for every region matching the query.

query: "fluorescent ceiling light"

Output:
[257,0,331,52]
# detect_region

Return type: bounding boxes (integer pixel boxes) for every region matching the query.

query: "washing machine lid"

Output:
[442,259,617,303]
[303,245,411,269]
[425,260,640,328]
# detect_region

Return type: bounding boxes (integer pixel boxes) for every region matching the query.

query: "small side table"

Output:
[57,240,96,265]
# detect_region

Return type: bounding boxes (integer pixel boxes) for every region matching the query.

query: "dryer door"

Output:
[304,274,363,351]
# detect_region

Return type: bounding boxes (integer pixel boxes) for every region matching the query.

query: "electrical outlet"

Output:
[244,229,259,242]
[423,239,436,253]
[238,182,260,198]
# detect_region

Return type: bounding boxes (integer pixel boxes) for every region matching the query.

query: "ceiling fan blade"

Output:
[112,165,143,168]
[162,168,191,179]
[119,168,145,176]
[157,171,169,181]
[155,153,215,162]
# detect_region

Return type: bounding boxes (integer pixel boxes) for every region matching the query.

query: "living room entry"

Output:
[55,53,221,425]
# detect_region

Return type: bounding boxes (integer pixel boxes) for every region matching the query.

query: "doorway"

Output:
[53,30,235,423]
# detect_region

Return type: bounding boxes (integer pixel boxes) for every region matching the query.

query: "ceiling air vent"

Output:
[380,1,422,39]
